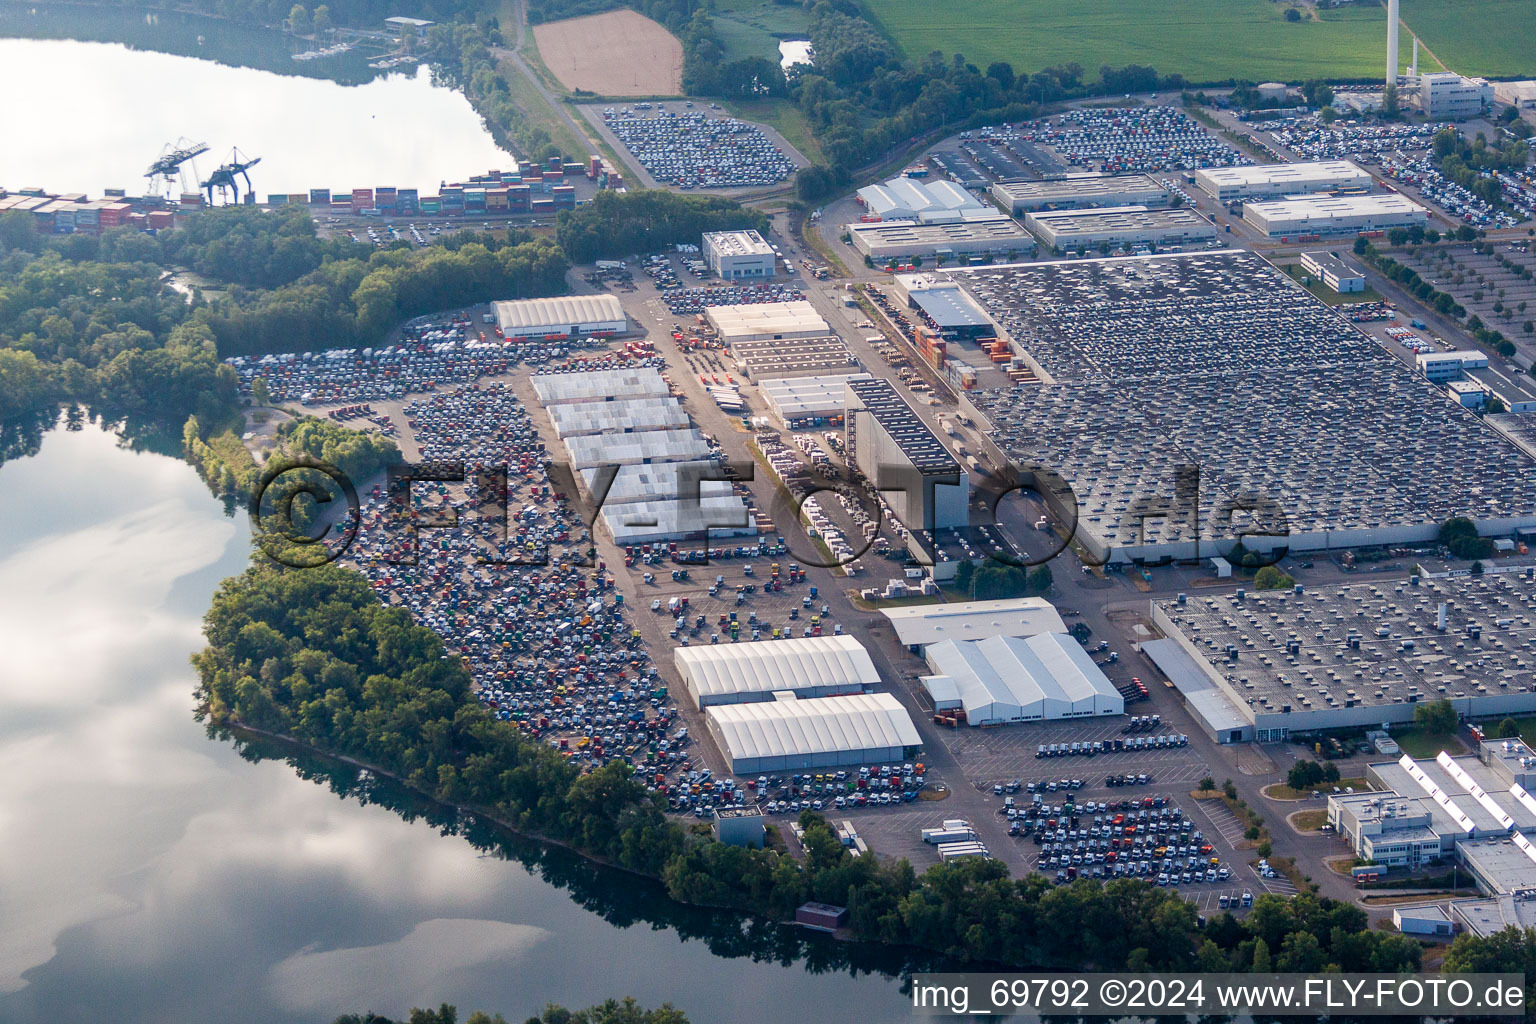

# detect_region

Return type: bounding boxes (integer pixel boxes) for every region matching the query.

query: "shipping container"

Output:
[309,188,331,205]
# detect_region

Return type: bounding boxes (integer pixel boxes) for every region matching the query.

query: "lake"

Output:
[0,6,515,197]
[0,418,919,1023]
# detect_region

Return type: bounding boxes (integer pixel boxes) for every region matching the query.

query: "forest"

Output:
[555,191,768,263]
[192,559,1495,978]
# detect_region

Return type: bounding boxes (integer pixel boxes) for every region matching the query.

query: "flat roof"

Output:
[705,301,828,337]
[1155,573,1536,718]
[1453,893,1536,936]
[992,174,1166,205]
[1458,835,1536,894]
[910,286,991,329]
[848,216,1033,245]
[531,367,669,404]
[1141,638,1251,733]
[1300,250,1366,278]
[845,378,959,473]
[1026,205,1215,234]
[1196,160,1370,187]
[703,229,774,258]
[548,396,688,437]
[881,597,1066,647]
[1244,194,1428,219]
[705,692,921,762]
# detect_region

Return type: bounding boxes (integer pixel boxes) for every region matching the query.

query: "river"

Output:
[0,420,920,1023]
[0,5,515,196]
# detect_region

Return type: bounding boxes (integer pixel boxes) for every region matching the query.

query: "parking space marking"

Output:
[1193,798,1249,847]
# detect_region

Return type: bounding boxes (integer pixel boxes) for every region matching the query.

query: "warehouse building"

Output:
[1416,73,1494,119]
[1299,250,1367,293]
[1416,349,1490,382]
[676,634,880,708]
[705,692,922,773]
[845,378,967,532]
[580,462,733,507]
[758,373,871,429]
[705,301,829,343]
[892,274,995,340]
[563,427,710,469]
[855,176,985,223]
[601,496,755,545]
[1194,160,1373,201]
[493,294,627,340]
[1494,80,1536,112]
[847,215,1036,263]
[991,173,1168,214]
[547,395,689,438]
[882,597,1067,654]
[702,229,777,280]
[1151,571,1536,740]
[531,367,669,405]
[1024,205,1217,250]
[730,334,860,380]
[1242,194,1429,238]
[922,633,1123,725]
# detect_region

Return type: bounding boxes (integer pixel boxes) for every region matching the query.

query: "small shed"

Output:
[795,902,849,932]
[1393,904,1454,936]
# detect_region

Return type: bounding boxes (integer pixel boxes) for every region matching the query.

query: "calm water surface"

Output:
[0,421,918,1024]
[0,7,514,196]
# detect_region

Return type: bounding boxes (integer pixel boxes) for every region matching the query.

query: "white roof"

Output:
[1245,193,1427,223]
[1195,160,1370,188]
[677,635,880,700]
[582,461,733,506]
[759,373,871,418]
[493,294,625,331]
[881,597,1066,647]
[705,301,828,339]
[563,428,709,468]
[548,396,688,437]
[601,495,755,542]
[531,368,670,404]
[924,634,1122,718]
[704,229,773,257]
[706,692,920,761]
[856,176,984,219]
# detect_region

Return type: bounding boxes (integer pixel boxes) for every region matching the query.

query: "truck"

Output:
[937,842,991,861]
[922,827,977,845]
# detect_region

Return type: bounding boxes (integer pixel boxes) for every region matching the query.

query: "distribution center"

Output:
[676,635,880,708]
[704,692,922,773]
[1194,159,1373,200]
[493,294,627,340]
[845,377,968,533]
[1242,194,1429,238]
[922,632,1125,725]
[1024,205,1218,250]
[990,173,1169,214]
[846,215,1035,262]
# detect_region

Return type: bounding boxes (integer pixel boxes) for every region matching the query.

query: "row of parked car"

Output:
[1035,734,1188,758]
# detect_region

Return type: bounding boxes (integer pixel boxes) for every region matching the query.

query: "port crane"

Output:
[145,139,210,198]
[201,148,262,206]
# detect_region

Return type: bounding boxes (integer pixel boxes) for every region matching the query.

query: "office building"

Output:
[1299,250,1367,293]
[703,230,777,280]
[1416,73,1495,119]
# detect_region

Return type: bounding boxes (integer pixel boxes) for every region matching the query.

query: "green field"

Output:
[712,0,810,61]
[720,97,826,164]
[860,0,1536,83]
[1398,0,1536,77]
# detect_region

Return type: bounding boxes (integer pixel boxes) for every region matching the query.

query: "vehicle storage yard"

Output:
[589,106,801,190]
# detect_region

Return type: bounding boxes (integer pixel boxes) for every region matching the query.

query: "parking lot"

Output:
[589,105,800,190]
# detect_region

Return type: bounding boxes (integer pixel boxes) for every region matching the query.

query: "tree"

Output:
[1288,760,1326,790]
[1439,517,1494,559]
[1027,563,1052,595]
[1383,82,1399,115]
[1251,936,1272,972]
[1497,717,1522,739]
[251,376,271,407]
[1200,776,1216,793]
[1414,698,1458,736]
[1253,566,1295,590]
[1284,6,1302,21]
[1257,840,1273,858]
[287,3,311,35]
[1353,236,1370,256]
[312,4,332,34]
[1322,761,1341,784]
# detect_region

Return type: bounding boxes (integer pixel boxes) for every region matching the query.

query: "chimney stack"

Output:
[1387,0,1400,88]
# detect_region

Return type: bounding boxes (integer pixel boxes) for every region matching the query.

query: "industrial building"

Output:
[1494,80,1536,112]
[547,395,689,438]
[1194,160,1373,201]
[540,368,753,543]
[1242,194,1429,238]
[705,301,828,343]
[729,334,860,380]
[704,692,922,773]
[854,176,986,223]
[892,274,995,340]
[563,428,710,469]
[492,294,627,340]
[531,367,671,405]
[882,597,1067,653]
[713,806,765,847]
[1152,571,1536,742]
[1024,205,1218,250]
[1329,740,1536,914]
[1415,72,1495,119]
[702,230,777,280]
[845,378,968,532]
[1299,250,1367,293]
[990,174,1168,214]
[922,633,1124,725]
[1417,350,1490,382]
[676,634,880,708]
[758,373,871,429]
[953,252,1536,566]
[847,216,1036,263]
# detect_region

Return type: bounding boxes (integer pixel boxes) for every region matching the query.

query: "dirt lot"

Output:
[532,10,683,97]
